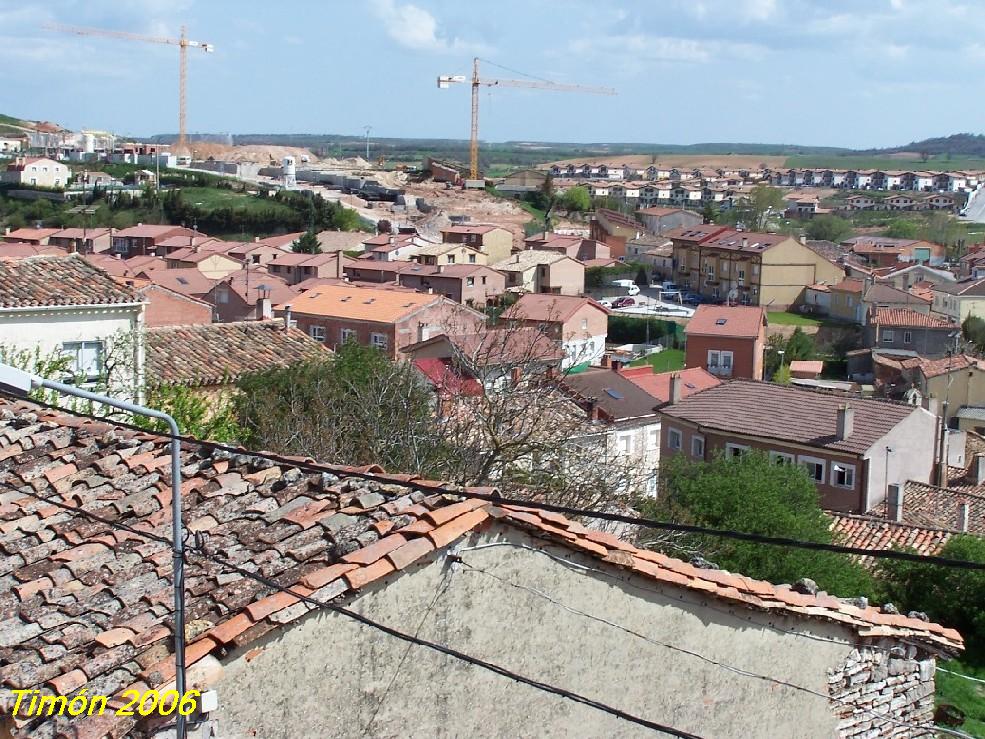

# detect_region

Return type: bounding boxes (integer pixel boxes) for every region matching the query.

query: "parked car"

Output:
[682,291,704,305]
[598,299,613,308]
[612,296,637,308]
[610,280,640,296]
[661,281,680,292]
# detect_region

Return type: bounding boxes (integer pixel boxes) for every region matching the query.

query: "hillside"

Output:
[866,133,985,158]
[0,112,68,138]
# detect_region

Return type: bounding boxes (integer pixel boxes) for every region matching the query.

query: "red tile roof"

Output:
[871,308,954,329]
[830,278,865,294]
[830,513,952,568]
[685,305,766,338]
[412,358,483,396]
[503,294,609,323]
[873,481,985,535]
[0,254,140,308]
[789,360,824,375]
[619,366,721,403]
[113,225,197,240]
[212,270,299,307]
[141,267,217,297]
[440,225,504,235]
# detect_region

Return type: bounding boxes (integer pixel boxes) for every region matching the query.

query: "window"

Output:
[707,350,733,375]
[61,341,104,382]
[752,264,760,276]
[481,276,487,285]
[309,325,325,342]
[725,443,749,458]
[618,434,632,454]
[371,332,389,350]
[903,331,912,344]
[468,254,476,263]
[737,269,745,280]
[340,328,357,343]
[797,455,826,484]
[667,428,682,451]
[832,462,855,489]
[691,435,705,458]
[770,450,795,466]
[216,288,229,304]
[447,255,455,264]
[466,277,475,286]
[581,318,589,330]
[648,428,660,451]
[882,329,895,342]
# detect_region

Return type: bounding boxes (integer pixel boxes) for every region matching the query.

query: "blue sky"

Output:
[3,0,984,148]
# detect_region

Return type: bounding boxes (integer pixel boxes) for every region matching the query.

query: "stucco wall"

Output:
[211,525,868,738]
[761,239,843,310]
[863,406,936,510]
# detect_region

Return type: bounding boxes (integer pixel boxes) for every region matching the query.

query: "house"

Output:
[878,263,955,292]
[496,168,549,194]
[904,355,985,429]
[932,277,985,323]
[842,194,876,211]
[869,479,985,536]
[280,284,484,358]
[0,254,144,395]
[155,234,221,256]
[501,294,608,369]
[440,224,514,263]
[634,238,674,278]
[145,320,327,399]
[493,251,585,296]
[1,156,69,188]
[668,227,843,309]
[361,232,430,262]
[828,278,866,323]
[862,282,932,315]
[267,252,350,285]
[0,136,24,153]
[842,237,945,268]
[2,227,63,246]
[205,270,300,324]
[864,308,957,357]
[390,264,506,307]
[684,304,768,380]
[165,246,244,279]
[523,232,611,262]
[111,224,199,257]
[590,208,644,258]
[0,398,960,738]
[47,227,113,254]
[789,360,824,379]
[411,242,487,266]
[660,380,938,512]
[225,240,291,267]
[315,230,368,253]
[254,232,305,251]
[131,280,213,327]
[635,206,702,235]
[138,267,217,300]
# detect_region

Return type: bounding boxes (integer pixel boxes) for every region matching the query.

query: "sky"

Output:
[2,0,984,149]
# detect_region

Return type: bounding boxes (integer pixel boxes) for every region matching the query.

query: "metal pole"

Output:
[32,377,187,739]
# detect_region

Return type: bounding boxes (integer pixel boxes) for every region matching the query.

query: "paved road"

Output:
[960,187,985,222]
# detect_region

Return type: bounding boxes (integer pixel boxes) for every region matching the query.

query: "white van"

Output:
[610,279,640,296]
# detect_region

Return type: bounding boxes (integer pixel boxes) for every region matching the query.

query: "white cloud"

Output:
[369,0,489,54]
[743,0,777,21]
[570,34,765,64]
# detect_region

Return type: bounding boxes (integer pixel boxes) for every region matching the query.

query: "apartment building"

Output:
[440,225,513,263]
[502,293,608,368]
[684,305,767,380]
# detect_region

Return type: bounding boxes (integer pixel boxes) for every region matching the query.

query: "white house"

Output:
[1,156,70,188]
[0,254,145,399]
[0,137,24,155]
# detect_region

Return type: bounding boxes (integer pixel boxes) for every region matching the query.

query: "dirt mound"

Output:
[545,153,788,170]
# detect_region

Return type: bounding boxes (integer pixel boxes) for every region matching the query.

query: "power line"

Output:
[5,390,985,572]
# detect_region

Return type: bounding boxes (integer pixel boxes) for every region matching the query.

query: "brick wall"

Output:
[827,643,937,737]
[141,285,212,327]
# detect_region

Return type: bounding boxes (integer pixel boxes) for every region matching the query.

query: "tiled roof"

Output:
[934,277,985,297]
[255,232,304,250]
[560,368,661,421]
[0,243,67,258]
[661,380,919,455]
[831,278,865,294]
[664,224,731,243]
[402,329,563,366]
[830,513,952,567]
[156,235,220,250]
[440,225,502,235]
[866,481,985,535]
[789,360,824,375]
[212,270,299,307]
[145,321,329,387]
[282,284,441,322]
[3,228,62,241]
[0,255,140,308]
[413,243,481,257]
[0,400,961,738]
[871,308,954,329]
[49,228,112,240]
[619,366,721,404]
[141,268,217,297]
[493,250,569,271]
[503,294,608,323]
[915,354,983,379]
[685,305,766,338]
[166,247,242,265]
[113,225,196,240]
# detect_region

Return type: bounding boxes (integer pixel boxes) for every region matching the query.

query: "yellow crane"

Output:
[43,22,214,154]
[438,58,616,180]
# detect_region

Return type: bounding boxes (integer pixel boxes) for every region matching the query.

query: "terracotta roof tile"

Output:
[871,308,955,329]
[0,254,140,308]
[685,305,766,338]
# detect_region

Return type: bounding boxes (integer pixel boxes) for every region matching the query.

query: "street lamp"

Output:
[0,363,189,739]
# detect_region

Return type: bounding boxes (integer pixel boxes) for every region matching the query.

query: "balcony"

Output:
[707,365,733,377]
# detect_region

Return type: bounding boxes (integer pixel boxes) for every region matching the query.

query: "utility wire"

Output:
[4,391,985,571]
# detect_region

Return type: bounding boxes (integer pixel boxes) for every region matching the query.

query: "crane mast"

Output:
[439,58,615,180]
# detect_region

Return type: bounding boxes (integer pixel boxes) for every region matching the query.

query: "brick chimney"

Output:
[669,373,682,404]
[836,405,854,441]
[336,253,345,279]
[957,501,970,533]
[887,484,904,523]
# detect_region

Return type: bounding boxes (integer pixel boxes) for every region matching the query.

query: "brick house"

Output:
[590,208,644,258]
[523,232,611,262]
[267,252,351,285]
[501,293,608,368]
[281,284,484,357]
[204,270,300,323]
[0,398,961,738]
[440,224,513,263]
[493,251,585,295]
[659,380,937,512]
[47,227,113,253]
[111,224,199,256]
[684,304,767,380]
[864,308,959,357]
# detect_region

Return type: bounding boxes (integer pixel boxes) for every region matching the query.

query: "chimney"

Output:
[283,304,292,331]
[976,453,985,485]
[137,222,142,227]
[600,354,610,368]
[3,227,9,236]
[958,502,970,532]
[836,404,854,440]
[255,236,261,242]
[887,483,904,523]
[514,253,520,263]
[611,359,623,372]
[336,253,345,279]
[741,237,748,249]
[257,297,272,321]
[588,400,600,421]
[799,234,806,245]
[669,373,682,404]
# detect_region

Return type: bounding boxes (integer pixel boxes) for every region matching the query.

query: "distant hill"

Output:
[865,133,985,157]
[0,112,68,138]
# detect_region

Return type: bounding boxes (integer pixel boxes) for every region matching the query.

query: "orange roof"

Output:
[830,278,865,294]
[789,360,824,375]
[871,308,954,329]
[281,284,442,322]
[685,305,766,338]
[503,293,609,323]
[441,224,504,235]
[619,366,720,403]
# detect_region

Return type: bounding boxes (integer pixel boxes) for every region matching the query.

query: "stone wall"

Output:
[828,641,937,737]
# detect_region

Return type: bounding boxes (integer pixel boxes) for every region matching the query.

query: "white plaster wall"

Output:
[213,525,859,738]
[562,334,605,368]
[863,406,936,510]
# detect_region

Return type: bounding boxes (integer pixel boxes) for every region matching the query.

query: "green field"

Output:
[936,661,985,736]
[178,187,296,215]
[767,311,823,327]
[783,154,985,171]
[629,348,685,372]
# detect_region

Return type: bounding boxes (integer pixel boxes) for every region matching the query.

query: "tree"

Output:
[292,230,322,254]
[135,384,241,442]
[560,186,591,212]
[701,202,717,225]
[878,535,985,659]
[773,363,792,385]
[731,185,784,231]
[884,219,919,239]
[642,452,874,597]
[376,219,392,234]
[635,266,649,287]
[784,327,815,361]
[805,214,852,243]
[763,334,786,380]
[921,211,963,250]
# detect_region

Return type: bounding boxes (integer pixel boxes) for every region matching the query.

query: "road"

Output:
[960,187,985,222]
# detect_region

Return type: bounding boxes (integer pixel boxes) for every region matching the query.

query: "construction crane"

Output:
[43,22,214,153]
[438,58,615,180]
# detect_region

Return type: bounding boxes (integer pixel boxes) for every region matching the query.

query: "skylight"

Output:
[715,318,727,325]
[604,388,623,399]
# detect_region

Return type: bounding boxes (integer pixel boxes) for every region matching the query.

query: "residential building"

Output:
[145,320,327,400]
[0,399,960,738]
[440,224,514,263]
[281,284,484,358]
[590,208,644,258]
[842,237,946,268]
[684,304,768,380]
[635,206,702,235]
[267,252,350,285]
[254,232,305,251]
[0,254,144,395]
[361,231,430,262]
[205,270,299,324]
[932,277,985,323]
[501,293,608,369]
[864,308,958,357]
[226,240,293,267]
[828,278,866,323]
[619,364,722,404]
[523,232,611,262]
[2,227,62,245]
[0,136,24,153]
[390,264,506,307]
[493,250,585,295]
[165,246,244,279]
[155,234,221,256]
[877,263,955,292]
[411,242,487,266]
[47,227,113,253]
[111,224,199,257]
[660,380,937,512]
[132,280,213,327]
[668,227,842,309]
[1,156,69,188]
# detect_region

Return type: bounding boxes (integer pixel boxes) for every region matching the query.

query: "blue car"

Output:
[681,292,704,305]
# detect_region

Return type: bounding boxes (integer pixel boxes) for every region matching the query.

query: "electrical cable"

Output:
[5,389,982,572]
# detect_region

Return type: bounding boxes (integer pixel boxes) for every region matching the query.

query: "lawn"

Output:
[767,311,823,327]
[936,660,985,736]
[629,348,685,372]
[178,187,296,215]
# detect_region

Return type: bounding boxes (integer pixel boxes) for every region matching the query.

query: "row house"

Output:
[493,250,585,295]
[667,225,843,309]
[769,168,980,192]
[46,227,114,253]
[502,293,608,369]
[864,308,959,358]
[207,270,299,323]
[392,264,506,307]
[659,380,937,513]
[111,224,199,257]
[267,252,351,285]
[440,224,513,263]
[523,232,611,262]
[932,276,985,323]
[360,230,432,261]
